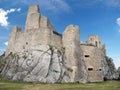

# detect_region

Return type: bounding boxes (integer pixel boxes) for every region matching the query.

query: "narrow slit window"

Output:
[85,55,90,57]
[95,41,98,47]
[88,68,93,71]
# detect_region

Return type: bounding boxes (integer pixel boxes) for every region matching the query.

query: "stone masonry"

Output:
[81,35,107,82]
[63,25,87,82]
[81,44,103,82]
[6,5,62,55]
[5,4,108,82]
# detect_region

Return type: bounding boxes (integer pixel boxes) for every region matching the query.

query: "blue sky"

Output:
[0,0,120,68]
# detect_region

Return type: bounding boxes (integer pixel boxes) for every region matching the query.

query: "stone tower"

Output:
[6,26,24,55]
[62,25,87,82]
[81,44,103,82]
[25,5,40,30]
[87,35,106,55]
[81,35,105,82]
[87,35,102,48]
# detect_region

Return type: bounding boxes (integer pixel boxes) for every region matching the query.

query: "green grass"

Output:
[0,80,120,90]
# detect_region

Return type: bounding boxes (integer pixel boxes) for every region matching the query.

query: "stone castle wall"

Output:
[6,5,62,55]
[6,4,106,82]
[6,26,24,55]
[62,25,88,82]
[81,44,103,82]
[51,32,62,48]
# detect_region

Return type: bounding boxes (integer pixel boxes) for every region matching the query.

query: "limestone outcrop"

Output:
[102,56,119,80]
[118,67,120,79]
[1,45,71,83]
[0,44,88,83]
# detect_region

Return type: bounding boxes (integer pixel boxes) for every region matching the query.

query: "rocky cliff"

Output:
[118,67,120,79]
[0,46,119,83]
[0,45,87,83]
[102,56,119,80]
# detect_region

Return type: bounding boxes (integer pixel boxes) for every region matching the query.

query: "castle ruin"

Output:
[6,5,106,82]
[81,35,106,82]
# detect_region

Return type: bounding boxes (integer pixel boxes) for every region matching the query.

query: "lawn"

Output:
[0,80,120,90]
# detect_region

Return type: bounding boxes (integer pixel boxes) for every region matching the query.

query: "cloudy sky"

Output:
[0,0,120,68]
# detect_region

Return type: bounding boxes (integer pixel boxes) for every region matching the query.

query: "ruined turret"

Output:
[6,26,24,55]
[62,25,87,82]
[25,5,41,30]
[87,35,102,48]
[87,35,106,55]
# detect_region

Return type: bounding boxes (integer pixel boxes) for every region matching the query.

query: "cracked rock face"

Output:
[102,57,119,80]
[118,67,120,79]
[1,45,70,83]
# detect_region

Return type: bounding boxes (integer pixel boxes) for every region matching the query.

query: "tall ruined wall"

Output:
[6,26,24,55]
[24,15,62,50]
[25,5,40,30]
[39,16,62,48]
[62,25,87,82]
[51,32,62,48]
[23,28,51,49]
[6,5,62,55]
[81,44,103,82]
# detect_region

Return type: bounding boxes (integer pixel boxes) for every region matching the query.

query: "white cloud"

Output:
[118,30,120,33]
[0,9,8,26]
[116,18,120,33]
[0,48,5,55]
[17,8,21,12]
[81,41,86,44]
[0,8,21,27]
[6,8,16,13]
[4,41,8,46]
[116,18,120,26]
[113,57,120,69]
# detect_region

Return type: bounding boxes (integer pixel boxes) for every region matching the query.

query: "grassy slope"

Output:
[0,80,120,90]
